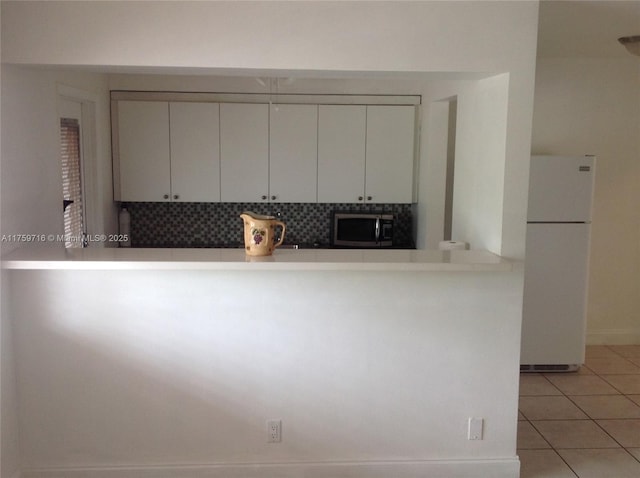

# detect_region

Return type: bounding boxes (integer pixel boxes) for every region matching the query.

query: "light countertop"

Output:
[1,246,515,272]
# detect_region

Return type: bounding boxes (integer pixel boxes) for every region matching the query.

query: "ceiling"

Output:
[537,0,640,58]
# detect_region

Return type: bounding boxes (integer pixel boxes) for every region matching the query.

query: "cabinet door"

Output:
[117,101,171,201]
[220,103,269,202]
[317,105,366,203]
[169,102,220,202]
[269,104,318,202]
[365,106,415,203]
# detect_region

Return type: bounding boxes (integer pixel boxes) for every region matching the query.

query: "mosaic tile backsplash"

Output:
[124,202,414,248]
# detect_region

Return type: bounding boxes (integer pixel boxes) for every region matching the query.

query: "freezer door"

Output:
[527,156,595,222]
[520,223,591,366]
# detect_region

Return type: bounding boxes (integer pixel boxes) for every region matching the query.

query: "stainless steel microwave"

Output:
[331,212,394,248]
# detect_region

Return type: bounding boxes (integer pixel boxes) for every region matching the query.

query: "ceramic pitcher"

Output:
[240,212,286,256]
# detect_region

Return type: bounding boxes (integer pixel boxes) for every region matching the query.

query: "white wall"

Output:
[0,66,115,255]
[1,270,20,478]
[9,268,523,477]
[452,74,510,253]
[3,1,536,73]
[416,100,450,249]
[1,67,64,251]
[531,58,640,344]
[414,73,525,255]
[0,65,113,477]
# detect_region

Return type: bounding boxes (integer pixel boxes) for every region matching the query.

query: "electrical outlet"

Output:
[267,419,282,443]
[468,417,484,440]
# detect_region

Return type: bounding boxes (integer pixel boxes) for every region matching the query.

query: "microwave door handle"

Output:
[375,218,380,243]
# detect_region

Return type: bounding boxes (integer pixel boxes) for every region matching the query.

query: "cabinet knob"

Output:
[358,196,364,201]
[163,194,169,200]
[271,195,277,201]
[367,196,372,201]
[261,195,267,201]
[173,194,180,200]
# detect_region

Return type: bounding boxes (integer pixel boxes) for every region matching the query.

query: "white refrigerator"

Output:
[520,155,596,372]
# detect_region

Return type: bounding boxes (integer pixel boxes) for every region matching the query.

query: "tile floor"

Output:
[518,345,640,477]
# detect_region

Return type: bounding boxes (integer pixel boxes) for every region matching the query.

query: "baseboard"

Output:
[19,458,520,478]
[586,328,640,345]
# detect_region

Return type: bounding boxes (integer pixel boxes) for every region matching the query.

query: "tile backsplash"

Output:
[124,202,413,248]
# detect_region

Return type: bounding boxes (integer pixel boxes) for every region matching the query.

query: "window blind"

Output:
[60,118,84,248]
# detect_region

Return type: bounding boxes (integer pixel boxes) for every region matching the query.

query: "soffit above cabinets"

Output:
[110,90,422,106]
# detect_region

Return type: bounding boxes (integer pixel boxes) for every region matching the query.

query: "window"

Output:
[60,117,86,248]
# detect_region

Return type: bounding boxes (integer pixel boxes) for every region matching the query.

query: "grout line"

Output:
[590,418,630,450]
[519,346,640,476]
[551,449,580,478]
[525,417,559,450]
[627,448,640,465]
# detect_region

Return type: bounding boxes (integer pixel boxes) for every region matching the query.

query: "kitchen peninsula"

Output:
[3,246,523,478]
[2,246,512,271]
[1,1,540,477]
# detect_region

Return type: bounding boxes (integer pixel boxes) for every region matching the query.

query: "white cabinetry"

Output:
[116,101,171,202]
[365,106,415,204]
[115,98,415,205]
[269,104,318,202]
[220,103,269,202]
[317,105,366,203]
[169,102,220,202]
[115,101,221,202]
[317,105,415,204]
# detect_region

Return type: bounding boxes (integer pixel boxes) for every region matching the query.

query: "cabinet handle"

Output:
[358,196,364,201]
[173,194,180,200]
[163,194,169,200]
[271,195,277,201]
[367,196,372,201]
[261,195,267,200]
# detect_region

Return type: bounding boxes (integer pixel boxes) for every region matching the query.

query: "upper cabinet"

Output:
[113,95,417,205]
[317,105,367,203]
[220,103,269,202]
[269,104,318,203]
[365,106,416,204]
[220,103,318,203]
[114,101,221,202]
[115,101,171,202]
[169,102,220,202]
[318,105,416,204]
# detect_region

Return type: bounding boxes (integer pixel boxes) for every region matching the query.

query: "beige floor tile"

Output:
[570,395,640,419]
[532,420,620,449]
[596,419,640,447]
[558,449,640,478]
[518,449,578,478]
[520,396,588,420]
[608,345,640,358]
[520,374,563,396]
[584,357,640,374]
[627,448,640,461]
[518,421,551,449]
[575,365,594,375]
[628,395,640,406]
[585,345,620,359]
[545,374,620,395]
[601,375,640,394]
[629,357,640,368]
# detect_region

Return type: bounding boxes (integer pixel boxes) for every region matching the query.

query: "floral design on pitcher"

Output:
[251,227,266,245]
